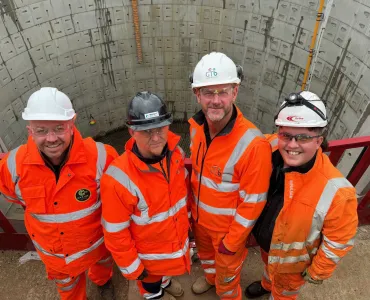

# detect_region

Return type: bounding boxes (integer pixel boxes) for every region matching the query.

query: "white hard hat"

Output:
[22,87,75,121]
[190,52,243,88]
[275,91,328,127]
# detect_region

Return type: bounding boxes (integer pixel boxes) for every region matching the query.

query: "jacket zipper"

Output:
[196,143,209,223]
[196,142,202,166]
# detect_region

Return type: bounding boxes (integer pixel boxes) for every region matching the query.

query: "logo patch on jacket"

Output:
[75,189,91,202]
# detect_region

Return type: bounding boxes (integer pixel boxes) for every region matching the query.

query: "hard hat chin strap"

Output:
[274,92,327,121]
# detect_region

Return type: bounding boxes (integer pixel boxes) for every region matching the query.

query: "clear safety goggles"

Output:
[199,86,234,100]
[30,123,72,137]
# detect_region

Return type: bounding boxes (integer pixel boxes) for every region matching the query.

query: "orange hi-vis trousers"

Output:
[47,255,113,300]
[194,222,248,300]
[260,250,306,300]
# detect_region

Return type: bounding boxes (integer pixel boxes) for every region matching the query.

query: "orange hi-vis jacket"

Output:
[189,106,272,252]
[264,134,278,152]
[100,131,191,280]
[267,135,358,280]
[0,128,118,276]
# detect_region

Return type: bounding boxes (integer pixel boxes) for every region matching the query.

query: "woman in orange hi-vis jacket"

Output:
[188,52,272,300]
[100,92,191,300]
[0,88,118,300]
[245,91,358,300]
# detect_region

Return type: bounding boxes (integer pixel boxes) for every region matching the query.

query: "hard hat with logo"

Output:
[22,87,75,121]
[190,52,244,88]
[126,91,173,131]
[275,91,327,127]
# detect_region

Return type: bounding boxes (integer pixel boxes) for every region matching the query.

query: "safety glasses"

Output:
[277,132,322,144]
[30,124,71,137]
[199,86,234,100]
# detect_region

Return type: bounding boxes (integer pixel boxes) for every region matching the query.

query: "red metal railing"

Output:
[1,135,370,250]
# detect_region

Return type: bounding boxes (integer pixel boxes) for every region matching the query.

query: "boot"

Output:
[164,279,184,297]
[158,291,176,300]
[97,279,116,300]
[244,281,270,299]
[191,276,214,294]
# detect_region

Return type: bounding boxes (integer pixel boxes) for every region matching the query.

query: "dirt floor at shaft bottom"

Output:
[0,226,369,300]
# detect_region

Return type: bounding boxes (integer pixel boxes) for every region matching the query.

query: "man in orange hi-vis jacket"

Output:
[0,87,118,300]
[100,91,191,300]
[188,52,272,299]
[245,91,358,299]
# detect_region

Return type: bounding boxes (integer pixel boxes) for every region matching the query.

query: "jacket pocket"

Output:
[22,185,46,214]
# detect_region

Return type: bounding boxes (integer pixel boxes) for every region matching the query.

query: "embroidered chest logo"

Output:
[75,189,91,202]
[210,165,222,178]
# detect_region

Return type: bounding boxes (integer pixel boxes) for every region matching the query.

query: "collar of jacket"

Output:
[23,127,87,166]
[189,104,239,136]
[124,130,181,172]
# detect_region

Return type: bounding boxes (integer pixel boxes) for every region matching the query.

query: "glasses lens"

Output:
[278,132,292,141]
[32,127,48,137]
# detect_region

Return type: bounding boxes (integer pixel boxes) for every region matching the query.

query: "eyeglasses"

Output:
[31,124,71,137]
[140,127,166,138]
[199,86,234,100]
[277,132,322,144]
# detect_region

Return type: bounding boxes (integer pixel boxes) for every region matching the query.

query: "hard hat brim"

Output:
[127,117,173,131]
[191,78,241,89]
[22,112,75,121]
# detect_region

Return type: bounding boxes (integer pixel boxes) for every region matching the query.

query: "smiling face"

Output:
[278,126,323,167]
[27,120,74,163]
[195,83,238,124]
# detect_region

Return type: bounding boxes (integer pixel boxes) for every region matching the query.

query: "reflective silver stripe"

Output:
[161,276,171,288]
[95,142,107,181]
[66,236,104,264]
[268,254,310,264]
[269,295,275,300]
[263,269,271,283]
[3,193,25,205]
[235,213,256,228]
[177,145,185,159]
[58,276,80,291]
[190,128,196,148]
[239,191,267,203]
[185,167,189,179]
[30,200,101,223]
[224,275,236,283]
[270,138,278,148]
[196,171,240,192]
[282,289,300,296]
[198,200,236,216]
[310,247,318,255]
[131,196,187,225]
[143,289,163,299]
[187,211,191,218]
[6,147,24,203]
[102,216,130,232]
[119,257,142,275]
[106,166,149,217]
[307,177,353,244]
[323,235,354,250]
[32,240,64,258]
[55,277,72,284]
[220,289,236,296]
[201,260,215,265]
[6,146,20,183]
[138,238,189,260]
[204,268,216,274]
[222,129,263,182]
[270,241,306,251]
[321,243,341,263]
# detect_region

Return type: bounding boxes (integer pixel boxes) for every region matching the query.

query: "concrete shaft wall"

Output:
[1,0,370,151]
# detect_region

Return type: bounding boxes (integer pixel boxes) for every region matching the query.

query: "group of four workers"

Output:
[0,52,358,300]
